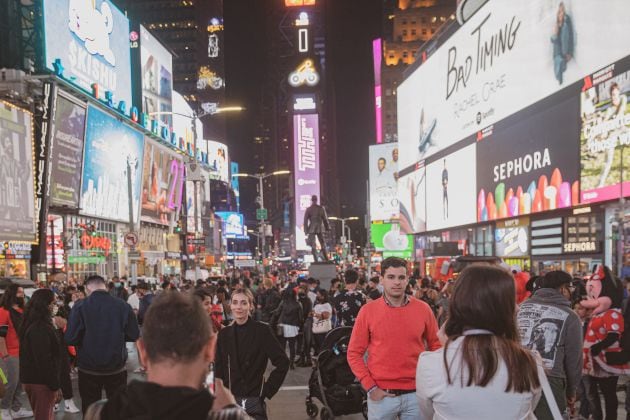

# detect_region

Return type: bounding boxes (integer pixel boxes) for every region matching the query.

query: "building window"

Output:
[402,19,407,25]
[431,28,436,34]
[422,28,427,35]
[402,29,408,36]
[402,51,408,58]
[411,29,417,36]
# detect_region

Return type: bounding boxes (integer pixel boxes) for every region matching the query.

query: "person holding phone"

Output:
[215,289,289,420]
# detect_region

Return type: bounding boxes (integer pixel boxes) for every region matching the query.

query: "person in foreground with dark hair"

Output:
[517,270,583,419]
[19,289,62,420]
[348,256,440,420]
[65,275,140,414]
[417,265,542,419]
[85,292,250,420]
[0,284,33,419]
[215,288,289,419]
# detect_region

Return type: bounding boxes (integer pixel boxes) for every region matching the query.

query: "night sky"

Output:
[224,0,382,246]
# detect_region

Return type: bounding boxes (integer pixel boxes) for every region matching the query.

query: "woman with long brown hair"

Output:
[416,265,541,419]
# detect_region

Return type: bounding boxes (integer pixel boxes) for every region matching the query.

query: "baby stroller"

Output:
[305,326,367,420]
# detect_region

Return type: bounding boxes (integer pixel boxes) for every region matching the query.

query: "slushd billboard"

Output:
[80,106,145,223]
[425,143,477,231]
[580,55,630,203]
[49,93,86,208]
[43,0,133,107]
[476,94,580,222]
[369,143,399,222]
[140,139,185,225]
[293,114,320,251]
[371,223,413,259]
[0,102,36,241]
[397,0,630,172]
[140,25,173,126]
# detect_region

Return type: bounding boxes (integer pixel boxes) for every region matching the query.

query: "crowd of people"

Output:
[0,260,629,419]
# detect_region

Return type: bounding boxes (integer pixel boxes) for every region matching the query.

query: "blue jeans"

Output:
[367,393,421,420]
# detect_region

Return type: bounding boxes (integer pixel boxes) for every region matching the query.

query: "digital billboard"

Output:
[185,180,202,233]
[294,114,320,251]
[80,106,145,223]
[140,139,185,225]
[231,161,240,211]
[207,140,229,182]
[216,212,247,239]
[43,0,133,108]
[426,143,477,231]
[49,93,86,208]
[397,164,426,234]
[495,217,530,258]
[476,94,580,222]
[373,38,383,144]
[0,101,36,241]
[140,25,173,126]
[172,91,202,155]
[580,55,630,204]
[371,223,413,259]
[369,143,398,222]
[397,0,630,172]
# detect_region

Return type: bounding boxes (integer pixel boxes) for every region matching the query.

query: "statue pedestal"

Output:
[308,262,337,291]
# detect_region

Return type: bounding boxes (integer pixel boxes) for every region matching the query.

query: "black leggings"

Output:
[587,375,618,420]
[280,336,297,361]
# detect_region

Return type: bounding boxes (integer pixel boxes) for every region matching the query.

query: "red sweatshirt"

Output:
[348,296,441,391]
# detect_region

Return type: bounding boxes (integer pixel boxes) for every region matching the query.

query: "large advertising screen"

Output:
[49,93,86,208]
[293,114,320,251]
[80,106,145,223]
[0,102,36,241]
[426,143,477,231]
[373,38,383,144]
[140,25,173,126]
[397,164,426,234]
[216,211,247,239]
[369,143,398,222]
[580,55,630,203]
[476,94,580,222]
[207,140,229,182]
[231,161,240,211]
[397,0,630,172]
[185,180,203,233]
[371,223,413,259]
[172,91,201,154]
[140,139,185,225]
[43,0,133,107]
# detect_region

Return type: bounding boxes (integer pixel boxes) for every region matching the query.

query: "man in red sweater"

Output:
[348,257,441,419]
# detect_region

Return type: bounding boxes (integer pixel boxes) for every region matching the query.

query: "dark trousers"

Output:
[587,375,618,420]
[534,376,566,420]
[280,337,297,362]
[308,233,328,262]
[78,370,127,414]
[24,383,56,420]
[313,333,326,355]
[59,347,73,400]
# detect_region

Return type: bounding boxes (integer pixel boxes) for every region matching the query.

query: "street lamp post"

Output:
[234,170,290,264]
[329,216,359,260]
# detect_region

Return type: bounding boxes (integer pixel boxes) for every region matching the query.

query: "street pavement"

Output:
[8,344,627,419]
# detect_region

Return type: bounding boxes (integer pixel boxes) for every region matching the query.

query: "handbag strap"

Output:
[535,360,563,420]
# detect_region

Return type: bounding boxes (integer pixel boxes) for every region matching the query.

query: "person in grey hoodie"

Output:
[517,270,583,420]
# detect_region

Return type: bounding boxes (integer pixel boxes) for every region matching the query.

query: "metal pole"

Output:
[366,180,372,276]
[127,158,137,284]
[259,175,265,261]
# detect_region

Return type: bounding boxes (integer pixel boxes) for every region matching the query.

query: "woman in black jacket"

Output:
[18,289,61,420]
[215,289,289,420]
[276,288,303,369]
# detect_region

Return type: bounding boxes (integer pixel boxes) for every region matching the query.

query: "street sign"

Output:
[234,259,256,268]
[256,208,268,220]
[188,238,205,245]
[340,236,347,244]
[127,251,141,260]
[124,232,139,248]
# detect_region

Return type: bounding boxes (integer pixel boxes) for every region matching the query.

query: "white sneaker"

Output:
[0,408,12,419]
[64,399,80,414]
[10,408,33,418]
[53,403,60,412]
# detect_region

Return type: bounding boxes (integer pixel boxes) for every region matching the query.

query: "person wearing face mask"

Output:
[0,284,33,419]
[109,276,129,302]
[296,284,314,367]
[215,289,289,420]
[51,294,80,414]
[18,289,63,419]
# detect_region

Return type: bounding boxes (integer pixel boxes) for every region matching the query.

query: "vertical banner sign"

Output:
[293,114,320,251]
[373,38,383,144]
[48,93,87,207]
[0,101,37,241]
[369,143,399,222]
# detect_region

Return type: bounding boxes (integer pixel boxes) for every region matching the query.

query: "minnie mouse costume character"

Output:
[581,265,629,419]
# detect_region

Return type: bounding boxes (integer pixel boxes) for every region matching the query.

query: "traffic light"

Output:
[174,221,182,233]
